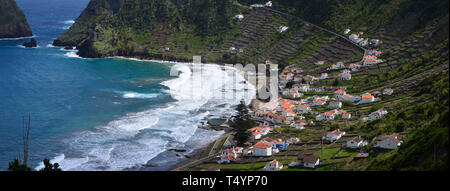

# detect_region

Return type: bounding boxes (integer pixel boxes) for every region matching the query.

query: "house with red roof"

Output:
[297,154,320,168]
[251,131,262,140]
[312,98,326,106]
[262,137,286,150]
[252,141,273,156]
[342,112,352,120]
[296,104,311,113]
[360,94,375,103]
[342,73,352,81]
[325,129,346,142]
[264,160,283,171]
[316,112,335,121]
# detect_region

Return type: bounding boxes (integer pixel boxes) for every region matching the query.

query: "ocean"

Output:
[0,0,255,171]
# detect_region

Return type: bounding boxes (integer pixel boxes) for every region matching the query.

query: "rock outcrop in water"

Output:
[0,0,33,39]
[22,38,37,48]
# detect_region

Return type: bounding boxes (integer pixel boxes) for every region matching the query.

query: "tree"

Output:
[22,115,30,167]
[8,158,31,171]
[332,78,340,86]
[8,115,32,171]
[39,159,62,171]
[232,100,255,146]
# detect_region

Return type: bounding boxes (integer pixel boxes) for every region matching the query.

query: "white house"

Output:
[346,136,368,148]
[297,155,320,168]
[325,130,345,142]
[342,112,352,119]
[282,88,290,96]
[291,67,303,74]
[360,95,375,103]
[342,73,352,81]
[359,39,369,46]
[316,112,335,121]
[293,84,310,92]
[264,160,283,171]
[374,135,402,150]
[330,64,339,70]
[288,90,302,99]
[349,64,361,71]
[252,141,273,156]
[312,98,326,106]
[296,105,311,113]
[321,73,328,79]
[293,75,303,82]
[315,61,325,65]
[336,62,345,68]
[248,126,271,136]
[329,101,342,109]
[234,14,244,21]
[265,1,272,7]
[371,39,380,46]
[251,131,262,140]
[344,29,351,35]
[349,34,362,43]
[334,90,347,98]
[367,109,388,121]
[290,120,308,130]
[383,88,394,95]
[368,50,382,56]
[287,137,300,145]
[278,26,289,33]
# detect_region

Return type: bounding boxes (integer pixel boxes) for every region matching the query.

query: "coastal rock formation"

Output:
[22,38,37,48]
[0,0,33,39]
[53,0,242,61]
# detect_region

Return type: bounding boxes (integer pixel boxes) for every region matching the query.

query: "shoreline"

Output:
[107,55,257,171]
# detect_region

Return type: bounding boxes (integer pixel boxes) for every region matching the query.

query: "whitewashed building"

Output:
[325,130,345,142]
[374,135,402,150]
[346,136,368,148]
[264,160,283,171]
[252,141,273,156]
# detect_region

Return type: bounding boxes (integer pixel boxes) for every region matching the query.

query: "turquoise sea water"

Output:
[0,0,255,170]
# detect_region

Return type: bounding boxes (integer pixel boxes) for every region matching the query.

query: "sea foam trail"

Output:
[0,36,35,41]
[44,61,256,171]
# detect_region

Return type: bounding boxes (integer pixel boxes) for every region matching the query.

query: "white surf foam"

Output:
[48,61,256,171]
[0,35,36,41]
[64,51,82,59]
[61,20,75,25]
[119,91,160,99]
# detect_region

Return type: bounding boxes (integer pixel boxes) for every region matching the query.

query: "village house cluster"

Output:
[211,24,401,171]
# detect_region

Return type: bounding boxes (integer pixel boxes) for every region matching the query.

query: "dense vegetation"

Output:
[0,0,33,38]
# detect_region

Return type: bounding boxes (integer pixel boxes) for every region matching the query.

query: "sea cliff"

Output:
[0,0,33,39]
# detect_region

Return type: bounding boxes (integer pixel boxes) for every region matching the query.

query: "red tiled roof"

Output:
[254,141,272,149]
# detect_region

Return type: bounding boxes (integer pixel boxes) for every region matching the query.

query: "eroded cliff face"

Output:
[53,0,241,60]
[0,0,32,38]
